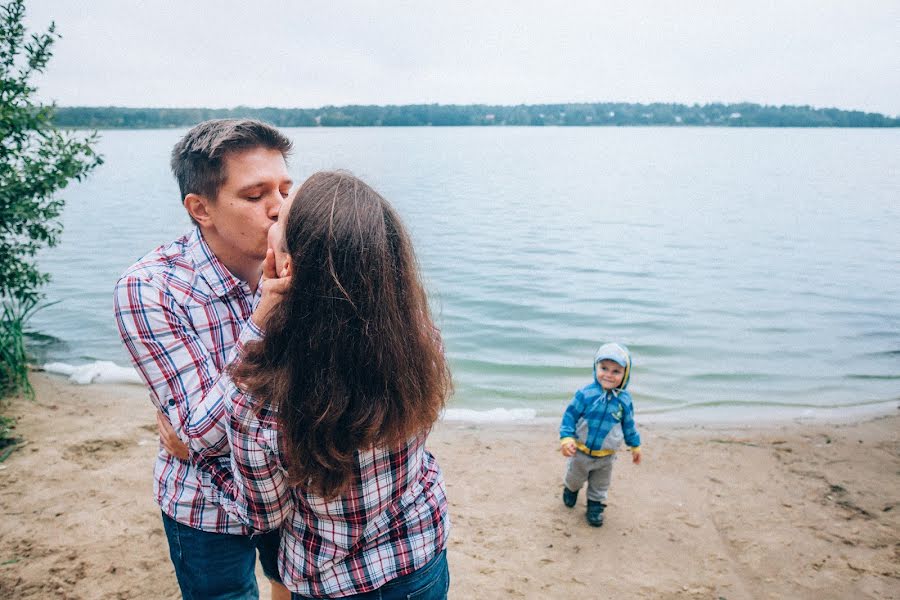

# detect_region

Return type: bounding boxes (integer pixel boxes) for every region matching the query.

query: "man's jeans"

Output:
[161,511,260,600]
[291,549,449,600]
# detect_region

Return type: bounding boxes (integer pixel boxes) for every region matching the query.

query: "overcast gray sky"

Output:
[25,1,900,115]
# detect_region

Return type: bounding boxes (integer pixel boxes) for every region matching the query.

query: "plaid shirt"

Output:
[113,227,259,535]
[188,374,450,597]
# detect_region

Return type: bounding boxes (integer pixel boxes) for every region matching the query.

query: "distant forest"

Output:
[52,102,899,129]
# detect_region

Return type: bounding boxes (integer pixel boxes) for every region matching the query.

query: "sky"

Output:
[24,0,900,116]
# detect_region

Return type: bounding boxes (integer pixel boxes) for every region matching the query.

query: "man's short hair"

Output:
[170,119,293,205]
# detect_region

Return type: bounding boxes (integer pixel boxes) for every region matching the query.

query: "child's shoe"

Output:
[562,486,578,508]
[586,500,606,527]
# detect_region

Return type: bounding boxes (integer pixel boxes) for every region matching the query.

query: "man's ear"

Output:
[184,193,213,227]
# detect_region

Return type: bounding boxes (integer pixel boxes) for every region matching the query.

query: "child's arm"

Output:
[621,394,642,464]
[559,391,586,456]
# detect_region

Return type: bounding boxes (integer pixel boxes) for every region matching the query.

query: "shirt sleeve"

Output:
[621,395,641,448]
[113,274,257,454]
[559,390,586,441]
[192,383,292,532]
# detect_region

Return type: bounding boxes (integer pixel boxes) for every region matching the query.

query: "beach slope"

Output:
[0,374,897,599]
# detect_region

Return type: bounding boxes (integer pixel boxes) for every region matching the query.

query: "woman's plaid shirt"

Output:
[114,227,258,534]
[188,376,450,597]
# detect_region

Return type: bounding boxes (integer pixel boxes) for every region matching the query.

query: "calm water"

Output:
[30,127,900,422]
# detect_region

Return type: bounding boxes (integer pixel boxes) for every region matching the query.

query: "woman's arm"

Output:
[190,382,293,531]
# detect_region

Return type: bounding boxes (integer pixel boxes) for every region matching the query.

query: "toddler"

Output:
[559,342,641,526]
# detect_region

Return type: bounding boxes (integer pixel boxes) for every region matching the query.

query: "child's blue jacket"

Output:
[559,383,641,454]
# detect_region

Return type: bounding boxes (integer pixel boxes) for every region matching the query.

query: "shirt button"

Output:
[168,399,176,407]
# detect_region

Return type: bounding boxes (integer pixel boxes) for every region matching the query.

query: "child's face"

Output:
[595,359,625,390]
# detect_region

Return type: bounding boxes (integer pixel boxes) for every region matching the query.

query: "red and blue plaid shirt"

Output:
[187,360,450,597]
[114,227,259,534]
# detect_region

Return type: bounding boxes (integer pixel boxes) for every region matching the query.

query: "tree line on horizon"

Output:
[51,102,899,129]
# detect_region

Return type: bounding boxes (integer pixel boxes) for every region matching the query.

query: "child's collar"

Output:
[595,385,620,398]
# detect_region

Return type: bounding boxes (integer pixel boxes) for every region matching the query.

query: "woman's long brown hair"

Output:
[231,171,452,499]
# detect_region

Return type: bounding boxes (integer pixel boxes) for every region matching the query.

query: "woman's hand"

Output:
[251,248,292,329]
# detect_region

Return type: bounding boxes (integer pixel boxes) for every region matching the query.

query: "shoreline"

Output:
[1,373,898,599]
[36,366,900,428]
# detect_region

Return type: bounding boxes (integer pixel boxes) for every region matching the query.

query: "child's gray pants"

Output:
[564,451,616,502]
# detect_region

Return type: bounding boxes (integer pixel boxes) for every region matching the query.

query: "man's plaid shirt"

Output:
[188,372,450,597]
[114,227,258,534]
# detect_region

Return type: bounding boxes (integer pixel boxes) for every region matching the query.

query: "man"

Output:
[114,119,293,600]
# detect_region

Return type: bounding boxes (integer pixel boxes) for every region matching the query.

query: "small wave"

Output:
[449,358,582,377]
[862,349,900,358]
[638,398,899,425]
[43,361,143,385]
[442,407,537,422]
[686,372,780,382]
[629,344,681,357]
[24,331,64,343]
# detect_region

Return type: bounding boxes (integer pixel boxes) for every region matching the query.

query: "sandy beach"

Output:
[0,373,897,599]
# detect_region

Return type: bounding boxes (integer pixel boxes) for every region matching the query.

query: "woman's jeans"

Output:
[292,549,450,600]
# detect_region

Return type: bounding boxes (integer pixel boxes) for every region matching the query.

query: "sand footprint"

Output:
[62,438,130,470]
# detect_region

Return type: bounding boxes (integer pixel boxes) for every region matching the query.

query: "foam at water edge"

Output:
[43,361,143,386]
[441,407,537,422]
[40,363,540,422]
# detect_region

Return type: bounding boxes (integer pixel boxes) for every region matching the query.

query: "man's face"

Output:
[205,147,292,262]
[267,189,294,276]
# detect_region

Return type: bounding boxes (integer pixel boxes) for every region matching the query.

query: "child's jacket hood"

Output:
[594,342,631,392]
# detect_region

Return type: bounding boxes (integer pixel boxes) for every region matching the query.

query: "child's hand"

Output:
[561,440,577,457]
[631,448,642,464]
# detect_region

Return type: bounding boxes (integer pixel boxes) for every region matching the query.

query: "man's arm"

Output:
[114,274,252,453]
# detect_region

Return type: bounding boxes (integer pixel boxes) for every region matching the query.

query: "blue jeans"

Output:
[161,512,281,599]
[292,549,449,600]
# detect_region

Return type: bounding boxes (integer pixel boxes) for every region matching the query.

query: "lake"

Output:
[30,126,900,423]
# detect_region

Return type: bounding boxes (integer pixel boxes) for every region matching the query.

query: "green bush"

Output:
[0,297,38,398]
[0,0,102,452]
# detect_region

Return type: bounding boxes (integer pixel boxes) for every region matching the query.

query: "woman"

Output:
[191,171,452,599]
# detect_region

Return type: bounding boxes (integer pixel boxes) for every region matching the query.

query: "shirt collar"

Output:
[186,227,247,298]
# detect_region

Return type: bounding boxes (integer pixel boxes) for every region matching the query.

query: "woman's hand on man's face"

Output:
[251,248,291,329]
